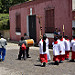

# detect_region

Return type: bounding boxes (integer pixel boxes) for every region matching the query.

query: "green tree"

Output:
[0,0,28,13]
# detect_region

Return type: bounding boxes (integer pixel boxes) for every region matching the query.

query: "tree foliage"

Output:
[0,0,29,13]
[0,14,9,30]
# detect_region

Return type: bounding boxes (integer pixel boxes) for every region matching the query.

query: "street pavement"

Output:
[0,42,75,75]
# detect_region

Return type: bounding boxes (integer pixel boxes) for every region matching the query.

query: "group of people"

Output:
[39,34,75,67]
[0,32,75,68]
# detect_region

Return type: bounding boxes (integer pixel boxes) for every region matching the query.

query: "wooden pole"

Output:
[63,24,64,37]
[37,16,42,39]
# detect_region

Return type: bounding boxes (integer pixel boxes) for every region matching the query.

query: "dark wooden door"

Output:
[29,15,36,42]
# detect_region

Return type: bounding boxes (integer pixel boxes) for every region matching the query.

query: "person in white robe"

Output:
[53,36,60,65]
[46,38,51,61]
[64,35,70,60]
[38,34,48,67]
[70,35,75,62]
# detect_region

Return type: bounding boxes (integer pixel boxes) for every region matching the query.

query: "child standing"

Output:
[70,35,75,62]
[18,37,26,60]
[53,36,60,65]
[64,35,70,60]
[59,35,65,63]
[39,34,48,67]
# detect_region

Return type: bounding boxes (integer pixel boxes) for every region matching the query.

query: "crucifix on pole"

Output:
[37,15,42,39]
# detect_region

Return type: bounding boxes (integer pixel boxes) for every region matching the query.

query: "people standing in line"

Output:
[0,35,7,61]
[18,37,26,60]
[38,34,48,67]
[24,33,30,58]
[70,35,75,62]
[59,35,65,63]
[52,36,60,65]
[64,35,70,60]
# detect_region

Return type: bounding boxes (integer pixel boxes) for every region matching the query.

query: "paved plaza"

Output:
[0,42,75,75]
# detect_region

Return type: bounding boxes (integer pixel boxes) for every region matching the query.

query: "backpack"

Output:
[21,43,26,50]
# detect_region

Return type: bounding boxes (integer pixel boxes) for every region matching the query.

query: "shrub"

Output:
[0,14,9,30]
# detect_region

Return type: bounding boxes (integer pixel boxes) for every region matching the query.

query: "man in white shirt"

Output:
[0,35,7,61]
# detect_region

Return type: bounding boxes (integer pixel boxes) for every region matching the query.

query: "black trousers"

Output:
[18,48,26,60]
[26,47,29,57]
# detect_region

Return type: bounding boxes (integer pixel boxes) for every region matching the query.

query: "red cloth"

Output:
[65,51,69,59]
[54,41,58,44]
[60,38,63,41]
[53,55,60,62]
[40,54,48,63]
[59,55,65,61]
[72,51,75,60]
[67,39,69,41]
[73,39,75,41]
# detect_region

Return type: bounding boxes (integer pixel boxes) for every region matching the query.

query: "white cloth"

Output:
[38,39,47,54]
[71,39,75,51]
[64,40,70,51]
[59,39,65,55]
[46,38,51,60]
[38,38,51,60]
[53,42,60,56]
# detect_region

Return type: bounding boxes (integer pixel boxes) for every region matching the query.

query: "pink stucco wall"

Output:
[9,0,72,44]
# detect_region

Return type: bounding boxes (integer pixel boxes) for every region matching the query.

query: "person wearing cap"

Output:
[52,36,60,65]
[70,35,75,62]
[64,35,70,60]
[0,35,7,61]
[38,34,48,67]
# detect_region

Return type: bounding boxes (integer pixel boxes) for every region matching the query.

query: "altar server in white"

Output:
[53,36,60,65]
[59,35,65,63]
[38,34,48,67]
[64,35,70,60]
[70,35,75,62]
